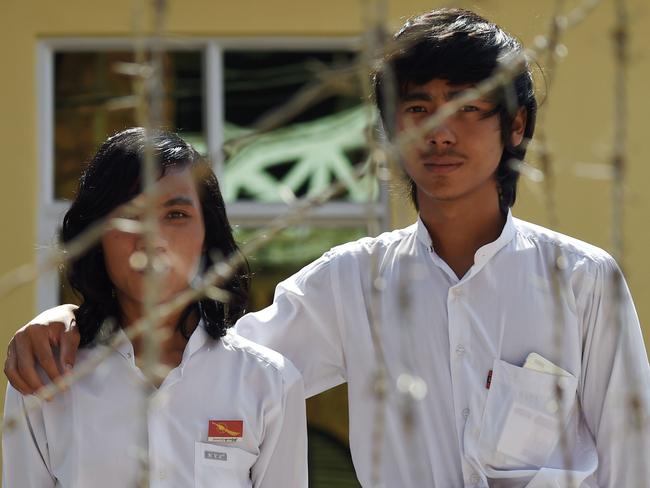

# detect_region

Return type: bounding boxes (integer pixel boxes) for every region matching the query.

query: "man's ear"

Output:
[510,107,527,147]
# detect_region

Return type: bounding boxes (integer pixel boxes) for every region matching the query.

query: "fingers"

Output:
[4,341,33,395]
[32,324,65,384]
[12,328,45,394]
[59,320,81,373]
[4,313,80,398]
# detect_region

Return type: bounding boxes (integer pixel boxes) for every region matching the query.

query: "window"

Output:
[38,38,384,312]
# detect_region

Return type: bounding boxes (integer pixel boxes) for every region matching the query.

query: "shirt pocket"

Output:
[194,442,257,488]
[476,358,578,471]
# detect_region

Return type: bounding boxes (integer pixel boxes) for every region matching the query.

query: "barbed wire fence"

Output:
[1,0,646,486]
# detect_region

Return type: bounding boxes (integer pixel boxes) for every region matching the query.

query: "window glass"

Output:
[222,50,377,203]
[307,423,361,487]
[54,50,204,201]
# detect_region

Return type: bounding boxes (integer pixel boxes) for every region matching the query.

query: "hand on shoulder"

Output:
[4,304,80,395]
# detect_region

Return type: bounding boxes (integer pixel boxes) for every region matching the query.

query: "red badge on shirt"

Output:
[486,369,493,389]
[208,420,244,442]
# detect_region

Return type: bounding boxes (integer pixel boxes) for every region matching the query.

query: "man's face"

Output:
[396,78,524,210]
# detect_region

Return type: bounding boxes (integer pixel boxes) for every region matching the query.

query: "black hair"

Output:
[373,8,538,213]
[61,127,249,346]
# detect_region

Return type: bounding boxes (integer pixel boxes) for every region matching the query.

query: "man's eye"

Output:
[460,105,479,112]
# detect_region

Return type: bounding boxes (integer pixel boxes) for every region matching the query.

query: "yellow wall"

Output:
[1,0,649,434]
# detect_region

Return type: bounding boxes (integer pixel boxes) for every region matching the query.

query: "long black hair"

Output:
[61,127,249,346]
[373,8,538,214]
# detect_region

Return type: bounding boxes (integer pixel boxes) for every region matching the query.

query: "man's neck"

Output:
[418,189,506,279]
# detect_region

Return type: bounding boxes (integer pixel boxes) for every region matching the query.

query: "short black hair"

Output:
[373,8,537,213]
[61,127,249,346]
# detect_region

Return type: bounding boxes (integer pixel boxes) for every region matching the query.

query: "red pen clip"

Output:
[486,369,493,389]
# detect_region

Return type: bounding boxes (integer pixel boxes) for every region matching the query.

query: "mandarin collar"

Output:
[100,327,135,362]
[102,319,211,364]
[182,320,211,362]
[416,210,517,267]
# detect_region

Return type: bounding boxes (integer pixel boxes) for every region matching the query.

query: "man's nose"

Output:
[426,124,456,146]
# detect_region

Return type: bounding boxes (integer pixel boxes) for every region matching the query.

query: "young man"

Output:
[5,9,650,487]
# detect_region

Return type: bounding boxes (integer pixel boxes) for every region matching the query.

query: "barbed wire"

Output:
[131,0,168,484]
[357,3,392,485]
[0,0,605,308]
[0,0,645,486]
[0,0,608,438]
[533,1,577,486]
[609,0,647,484]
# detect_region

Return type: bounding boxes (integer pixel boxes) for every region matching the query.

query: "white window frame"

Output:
[36,37,388,312]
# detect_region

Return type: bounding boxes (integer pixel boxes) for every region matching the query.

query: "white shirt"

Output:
[236,212,650,487]
[3,326,308,488]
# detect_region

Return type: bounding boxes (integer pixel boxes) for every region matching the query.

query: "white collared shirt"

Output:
[3,326,307,488]
[236,212,650,487]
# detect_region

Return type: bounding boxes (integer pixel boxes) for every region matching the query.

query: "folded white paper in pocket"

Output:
[523,352,572,377]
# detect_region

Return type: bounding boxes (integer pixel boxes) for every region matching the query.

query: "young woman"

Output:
[2,128,307,487]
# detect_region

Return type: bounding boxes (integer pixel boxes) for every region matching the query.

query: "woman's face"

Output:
[101,168,206,312]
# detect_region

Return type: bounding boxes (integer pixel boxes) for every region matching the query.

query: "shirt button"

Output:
[455,344,466,356]
[452,287,462,297]
[462,408,470,419]
[470,473,480,485]
[126,352,132,359]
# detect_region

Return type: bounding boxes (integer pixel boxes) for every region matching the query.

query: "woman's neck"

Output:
[117,297,200,375]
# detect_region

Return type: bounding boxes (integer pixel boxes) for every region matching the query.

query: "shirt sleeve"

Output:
[578,256,650,487]
[2,385,57,487]
[235,254,347,397]
[251,361,308,488]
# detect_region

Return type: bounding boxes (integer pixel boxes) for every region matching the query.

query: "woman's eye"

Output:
[405,105,427,113]
[165,210,189,220]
